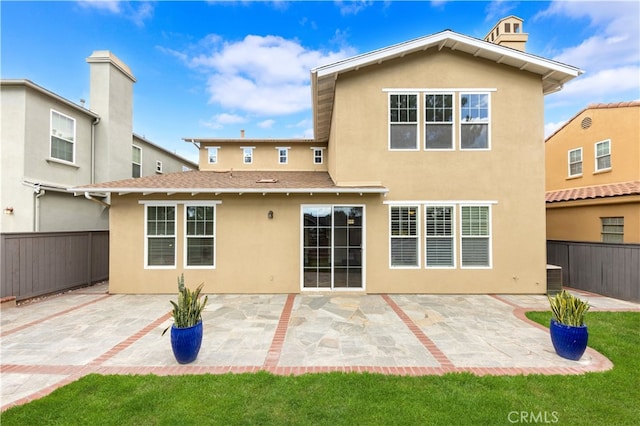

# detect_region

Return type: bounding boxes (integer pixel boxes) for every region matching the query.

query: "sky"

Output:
[2,1,639,163]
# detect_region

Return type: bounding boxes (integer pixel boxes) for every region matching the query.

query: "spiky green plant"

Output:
[162,274,208,335]
[548,289,589,327]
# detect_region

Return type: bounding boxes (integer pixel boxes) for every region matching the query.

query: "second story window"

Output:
[241,147,254,164]
[50,110,75,163]
[312,148,324,164]
[389,93,418,150]
[460,93,490,150]
[595,140,611,172]
[276,147,289,164]
[425,93,454,150]
[132,145,142,178]
[568,148,583,177]
[156,160,163,174]
[208,147,219,164]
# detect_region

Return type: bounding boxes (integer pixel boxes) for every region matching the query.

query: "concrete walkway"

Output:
[1,283,638,411]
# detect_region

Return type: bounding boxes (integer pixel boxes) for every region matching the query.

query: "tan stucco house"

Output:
[72,18,582,294]
[545,102,640,243]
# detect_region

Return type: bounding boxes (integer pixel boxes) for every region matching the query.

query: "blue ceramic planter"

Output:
[549,319,588,361]
[170,321,203,364]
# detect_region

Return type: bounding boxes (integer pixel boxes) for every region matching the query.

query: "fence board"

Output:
[547,240,640,302]
[0,231,109,301]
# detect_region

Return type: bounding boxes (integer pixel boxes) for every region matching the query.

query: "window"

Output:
[425,94,454,150]
[460,93,489,149]
[461,205,491,267]
[208,147,219,164]
[505,23,511,32]
[601,217,623,243]
[390,206,419,267]
[132,145,142,178]
[156,160,163,174]
[50,110,75,163]
[242,147,254,164]
[312,148,324,164]
[514,23,520,33]
[146,205,176,267]
[425,206,454,267]
[276,147,289,164]
[389,93,418,150]
[568,148,583,177]
[595,140,611,171]
[185,205,216,267]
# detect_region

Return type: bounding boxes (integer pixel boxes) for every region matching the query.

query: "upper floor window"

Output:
[460,93,490,150]
[132,145,142,178]
[390,205,419,268]
[312,148,324,164]
[595,140,611,171]
[208,147,219,164]
[389,93,418,150]
[241,147,254,164]
[156,160,163,174]
[601,217,623,243]
[50,110,75,163]
[568,148,582,177]
[277,147,289,164]
[425,93,454,150]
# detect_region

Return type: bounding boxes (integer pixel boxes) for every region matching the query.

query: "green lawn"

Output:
[2,312,638,425]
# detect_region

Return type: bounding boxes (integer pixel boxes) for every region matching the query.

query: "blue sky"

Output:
[2,1,639,163]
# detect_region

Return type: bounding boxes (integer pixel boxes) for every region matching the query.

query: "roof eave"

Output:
[69,187,388,195]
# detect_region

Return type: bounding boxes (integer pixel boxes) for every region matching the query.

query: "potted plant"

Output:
[162,274,208,364]
[548,289,590,360]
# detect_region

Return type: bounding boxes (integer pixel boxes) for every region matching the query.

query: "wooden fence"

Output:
[547,240,640,302]
[1,231,108,301]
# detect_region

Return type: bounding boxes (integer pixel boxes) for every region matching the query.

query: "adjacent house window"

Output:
[601,217,624,243]
[208,147,219,164]
[145,205,176,267]
[242,147,254,164]
[390,206,419,267]
[425,94,454,150]
[50,110,75,163]
[312,148,324,164]
[132,145,142,178]
[460,93,489,149]
[156,160,163,174]
[595,140,611,171]
[389,93,418,150]
[185,205,216,267]
[425,206,455,268]
[568,148,583,177]
[460,205,491,267]
[277,147,289,164]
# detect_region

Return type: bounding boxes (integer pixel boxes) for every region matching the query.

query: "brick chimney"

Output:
[484,16,528,52]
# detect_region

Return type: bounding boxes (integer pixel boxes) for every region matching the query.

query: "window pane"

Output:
[461,124,488,149]
[148,238,175,266]
[390,124,418,149]
[570,162,582,176]
[51,137,74,162]
[461,238,489,267]
[426,124,453,149]
[597,155,611,170]
[391,238,418,267]
[461,206,489,236]
[187,237,214,266]
[426,238,454,267]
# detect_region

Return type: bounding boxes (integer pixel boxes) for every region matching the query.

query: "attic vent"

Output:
[256,178,279,183]
[581,117,592,129]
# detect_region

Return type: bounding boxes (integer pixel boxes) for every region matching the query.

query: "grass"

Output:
[2,312,638,425]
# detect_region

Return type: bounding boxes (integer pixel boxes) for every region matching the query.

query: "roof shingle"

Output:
[546,181,640,203]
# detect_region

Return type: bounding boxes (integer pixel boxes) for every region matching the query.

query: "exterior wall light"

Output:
[4,207,14,215]
[268,210,274,219]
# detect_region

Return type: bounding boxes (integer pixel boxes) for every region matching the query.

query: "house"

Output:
[71,17,582,294]
[0,51,197,233]
[545,102,640,243]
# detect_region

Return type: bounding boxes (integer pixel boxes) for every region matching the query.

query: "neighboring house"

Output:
[73,17,582,294]
[0,51,197,233]
[545,102,640,243]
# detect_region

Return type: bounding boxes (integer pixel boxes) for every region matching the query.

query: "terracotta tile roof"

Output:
[546,181,640,203]
[71,170,387,194]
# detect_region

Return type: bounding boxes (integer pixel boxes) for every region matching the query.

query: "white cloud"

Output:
[335,0,373,16]
[200,113,247,130]
[559,66,640,99]
[77,0,120,13]
[77,0,154,26]
[544,120,566,139]
[258,119,276,129]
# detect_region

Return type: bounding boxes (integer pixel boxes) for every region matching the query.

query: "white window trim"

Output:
[459,92,491,151]
[50,109,76,164]
[156,160,163,174]
[183,203,217,269]
[424,92,456,151]
[459,204,493,269]
[567,147,583,178]
[144,203,177,270]
[132,144,142,178]
[311,147,325,164]
[241,146,255,164]
[594,139,611,172]
[276,147,290,165]
[389,205,421,269]
[208,146,220,164]
[388,92,420,151]
[425,204,456,269]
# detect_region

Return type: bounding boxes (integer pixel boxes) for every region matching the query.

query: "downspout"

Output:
[34,185,45,232]
[91,117,101,184]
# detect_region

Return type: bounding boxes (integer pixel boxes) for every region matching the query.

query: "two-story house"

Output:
[545,102,640,243]
[0,51,197,233]
[72,17,582,294]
